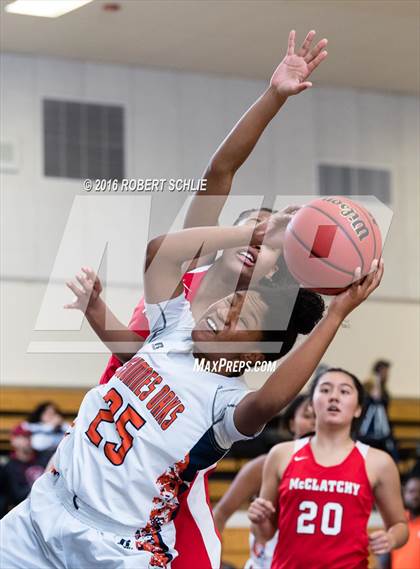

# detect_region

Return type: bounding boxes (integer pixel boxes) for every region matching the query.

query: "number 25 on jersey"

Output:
[86,388,146,466]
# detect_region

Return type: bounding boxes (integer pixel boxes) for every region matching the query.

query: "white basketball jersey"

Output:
[55,293,253,566]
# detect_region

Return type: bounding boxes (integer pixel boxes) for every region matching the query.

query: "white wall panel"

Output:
[1,53,419,392]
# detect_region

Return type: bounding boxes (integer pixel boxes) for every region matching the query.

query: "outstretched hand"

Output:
[64,267,102,313]
[252,206,300,250]
[271,30,328,97]
[328,259,384,321]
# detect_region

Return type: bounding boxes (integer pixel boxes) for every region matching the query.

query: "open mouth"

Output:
[205,316,218,334]
[327,405,340,413]
[237,248,256,268]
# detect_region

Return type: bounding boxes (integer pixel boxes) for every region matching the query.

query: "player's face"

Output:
[219,210,280,284]
[290,401,316,438]
[192,290,266,364]
[312,372,361,429]
[404,478,420,516]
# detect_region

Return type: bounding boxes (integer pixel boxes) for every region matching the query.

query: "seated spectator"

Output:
[359,359,398,459]
[1,424,44,515]
[24,401,69,464]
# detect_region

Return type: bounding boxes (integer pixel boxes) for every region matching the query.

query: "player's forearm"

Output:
[239,313,342,434]
[387,521,409,550]
[213,470,259,532]
[86,298,143,359]
[147,223,254,267]
[184,87,287,228]
[207,87,287,177]
[250,520,277,543]
[260,311,343,409]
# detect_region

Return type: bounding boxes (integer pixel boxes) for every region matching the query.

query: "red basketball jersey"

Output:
[271,437,374,569]
[99,266,209,384]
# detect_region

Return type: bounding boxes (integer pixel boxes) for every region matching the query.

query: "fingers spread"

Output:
[78,272,94,291]
[297,30,316,57]
[82,266,96,280]
[66,281,82,297]
[365,260,384,296]
[287,30,296,55]
[307,50,328,73]
[305,38,328,63]
[295,81,312,94]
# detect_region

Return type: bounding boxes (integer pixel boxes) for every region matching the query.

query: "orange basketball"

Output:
[283,197,382,295]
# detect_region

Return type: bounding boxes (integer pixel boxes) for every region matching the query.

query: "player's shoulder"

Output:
[266,440,296,470]
[365,445,395,468]
[365,445,398,484]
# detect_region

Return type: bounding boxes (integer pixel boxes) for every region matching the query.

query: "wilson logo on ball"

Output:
[323,197,369,241]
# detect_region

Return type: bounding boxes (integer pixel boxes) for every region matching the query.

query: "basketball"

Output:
[283,197,382,295]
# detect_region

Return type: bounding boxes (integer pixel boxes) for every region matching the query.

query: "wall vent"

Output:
[43,99,124,180]
[318,164,391,204]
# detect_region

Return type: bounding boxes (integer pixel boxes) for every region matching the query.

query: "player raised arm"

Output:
[233,261,385,436]
[144,207,296,303]
[65,267,143,360]
[183,30,328,231]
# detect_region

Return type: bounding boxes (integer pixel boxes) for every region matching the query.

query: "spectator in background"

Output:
[378,475,420,569]
[25,402,69,465]
[359,359,398,460]
[0,424,44,515]
[392,475,420,569]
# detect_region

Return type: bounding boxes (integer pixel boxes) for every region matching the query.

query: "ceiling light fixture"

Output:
[5,0,94,18]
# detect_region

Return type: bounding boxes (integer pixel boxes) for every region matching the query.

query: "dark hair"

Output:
[372,359,391,373]
[282,394,311,434]
[233,207,276,226]
[252,284,325,362]
[309,367,365,437]
[27,401,62,424]
[403,473,420,486]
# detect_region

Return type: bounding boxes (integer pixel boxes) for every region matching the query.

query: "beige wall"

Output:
[1,53,419,396]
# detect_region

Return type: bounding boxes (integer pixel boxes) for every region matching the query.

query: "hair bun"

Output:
[294,289,325,335]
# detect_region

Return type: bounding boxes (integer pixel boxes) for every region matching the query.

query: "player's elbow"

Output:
[395,521,409,548]
[253,394,284,426]
[145,236,165,269]
[213,505,228,533]
[205,158,235,179]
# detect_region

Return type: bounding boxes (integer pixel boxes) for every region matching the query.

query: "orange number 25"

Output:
[86,388,145,466]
